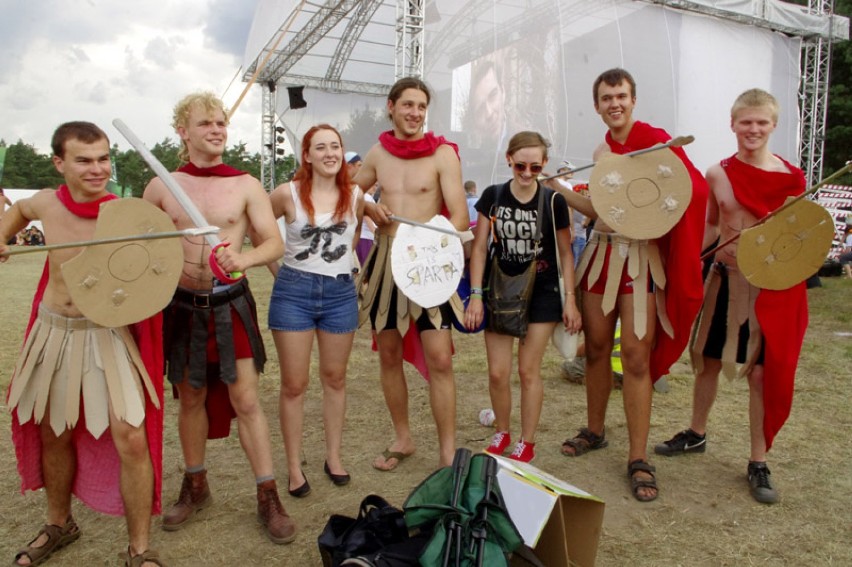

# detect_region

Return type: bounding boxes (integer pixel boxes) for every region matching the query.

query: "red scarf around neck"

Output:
[722,154,805,218]
[379,130,460,160]
[55,184,117,219]
[177,162,248,177]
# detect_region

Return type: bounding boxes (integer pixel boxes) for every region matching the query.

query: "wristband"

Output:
[469,293,483,300]
[470,287,483,295]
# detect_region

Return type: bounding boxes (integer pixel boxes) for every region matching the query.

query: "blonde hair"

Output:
[505,131,550,161]
[172,92,229,162]
[731,88,779,123]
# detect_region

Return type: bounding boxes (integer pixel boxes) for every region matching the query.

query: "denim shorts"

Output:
[268,265,358,334]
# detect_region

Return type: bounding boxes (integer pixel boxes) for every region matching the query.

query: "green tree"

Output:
[1,140,62,189]
[339,106,386,157]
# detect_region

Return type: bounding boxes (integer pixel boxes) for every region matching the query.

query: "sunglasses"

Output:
[511,162,544,174]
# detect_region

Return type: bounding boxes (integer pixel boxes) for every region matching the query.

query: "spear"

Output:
[1,226,219,257]
[700,160,852,261]
[388,215,475,243]
[539,135,695,181]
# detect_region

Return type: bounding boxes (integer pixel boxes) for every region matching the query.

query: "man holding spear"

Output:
[654,88,811,504]
[1,122,166,566]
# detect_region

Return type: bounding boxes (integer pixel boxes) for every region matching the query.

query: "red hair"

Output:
[292,124,353,224]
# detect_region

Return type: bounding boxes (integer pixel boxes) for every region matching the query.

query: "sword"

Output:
[112,118,243,283]
[388,215,474,243]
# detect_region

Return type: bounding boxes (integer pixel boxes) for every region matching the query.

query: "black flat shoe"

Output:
[324,461,351,486]
[287,471,311,498]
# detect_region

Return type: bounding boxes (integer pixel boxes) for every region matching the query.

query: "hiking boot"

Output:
[654,429,706,456]
[508,439,535,463]
[257,479,297,544]
[747,461,779,504]
[162,469,213,531]
[485,431,511,456]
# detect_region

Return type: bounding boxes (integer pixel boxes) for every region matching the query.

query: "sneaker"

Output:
[654,428,706,456]
[485,431,511,456]
[508,439,535,463]
[747,461,779,504]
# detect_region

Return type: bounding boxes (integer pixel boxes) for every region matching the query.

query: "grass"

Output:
[1,252,851,565]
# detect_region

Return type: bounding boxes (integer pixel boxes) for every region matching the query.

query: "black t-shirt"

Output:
[475,181,570,293]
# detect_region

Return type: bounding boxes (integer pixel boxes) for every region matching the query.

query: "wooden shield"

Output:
[737,199,835,290]
[62,198,183,327]
[589,148,691,239]
[391,215,464,308]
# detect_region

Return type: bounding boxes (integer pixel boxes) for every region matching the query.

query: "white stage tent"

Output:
[242,0,848,188]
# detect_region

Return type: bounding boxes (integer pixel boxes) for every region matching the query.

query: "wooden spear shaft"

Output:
[700,160,852,261]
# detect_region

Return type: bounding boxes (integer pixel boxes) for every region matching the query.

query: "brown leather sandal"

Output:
[14,517,81,567]
[628,459,659,502]
[120,548,167,567]
[560,428,608,457]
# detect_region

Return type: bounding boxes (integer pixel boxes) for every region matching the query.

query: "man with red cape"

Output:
[354,77,469,472]
[1,122,166,566]
[655,88,807,505]
[557,68,709,503]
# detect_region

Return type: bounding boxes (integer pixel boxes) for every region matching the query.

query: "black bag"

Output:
[485,183,547,338]
[486,257,536,338]
[318,494,410,567]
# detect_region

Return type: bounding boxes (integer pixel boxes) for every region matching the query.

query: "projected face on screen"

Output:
[470,62,505,145]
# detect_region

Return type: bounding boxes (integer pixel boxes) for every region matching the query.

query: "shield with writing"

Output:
[391,215,464,308]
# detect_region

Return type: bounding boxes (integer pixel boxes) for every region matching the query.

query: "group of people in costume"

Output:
[0,67,812,565]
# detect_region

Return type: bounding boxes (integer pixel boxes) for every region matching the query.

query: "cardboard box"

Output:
[492,455,605,567]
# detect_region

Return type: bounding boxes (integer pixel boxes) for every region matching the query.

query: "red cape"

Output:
[176,162,248,177]
[9,186,164,515]
[606,121,708,382]
[722,154,807,450]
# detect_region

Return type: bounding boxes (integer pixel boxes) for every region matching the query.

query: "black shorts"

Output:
[701,263,765,365]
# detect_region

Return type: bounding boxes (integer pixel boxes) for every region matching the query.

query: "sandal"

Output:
[119,548,167,567]
[561,428,608,457]
[14,516,80,567]
[627,459,658,502]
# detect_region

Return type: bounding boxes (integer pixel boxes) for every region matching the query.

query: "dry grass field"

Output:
[1,252,851,566]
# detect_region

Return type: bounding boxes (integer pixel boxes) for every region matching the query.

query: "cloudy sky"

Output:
[0,0,265,156]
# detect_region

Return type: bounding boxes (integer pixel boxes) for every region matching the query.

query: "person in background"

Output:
[267,124,364,498]
[464,180,479,227]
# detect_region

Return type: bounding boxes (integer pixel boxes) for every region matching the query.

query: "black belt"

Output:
[174,279,249,309]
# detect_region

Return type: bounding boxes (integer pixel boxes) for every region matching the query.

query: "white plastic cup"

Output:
[479,408,495,427]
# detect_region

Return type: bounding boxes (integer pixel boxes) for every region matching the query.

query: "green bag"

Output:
[404,449,523,567]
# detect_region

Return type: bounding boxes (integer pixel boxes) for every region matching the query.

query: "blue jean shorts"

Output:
[268,265,358,334]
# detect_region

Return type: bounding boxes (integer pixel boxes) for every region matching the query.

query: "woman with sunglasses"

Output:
[267,124,364,496]
[464,131,581,462]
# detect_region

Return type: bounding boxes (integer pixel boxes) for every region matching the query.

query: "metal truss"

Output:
[396,0,425,79]
[328,0,385,81]
[260,83,277,191]
[799,0,835,186]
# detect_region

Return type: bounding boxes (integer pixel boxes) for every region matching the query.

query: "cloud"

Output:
[204,0,261,57]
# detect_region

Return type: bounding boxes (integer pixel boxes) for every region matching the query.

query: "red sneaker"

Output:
[508,439,536,463]
[485,431,511,455]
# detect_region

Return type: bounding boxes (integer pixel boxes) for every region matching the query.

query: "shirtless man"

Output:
[655,89,807,504]
[554,68,707,501]
[143,93,295,542]
[1,122,164,566]
[354,77,469,470]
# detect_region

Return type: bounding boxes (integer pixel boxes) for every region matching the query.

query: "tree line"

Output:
[0,138,297,197]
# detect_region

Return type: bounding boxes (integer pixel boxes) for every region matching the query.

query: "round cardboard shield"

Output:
[62,198,183,327]
[589,148,691,239]
[391,215,464,308]
[737,198,835,290]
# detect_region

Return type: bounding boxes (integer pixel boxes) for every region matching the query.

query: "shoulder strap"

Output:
[532,183,546,243]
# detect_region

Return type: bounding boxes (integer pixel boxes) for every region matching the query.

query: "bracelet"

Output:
[566,291,575,296]
[469,293,483,300]
[470,287,483,295]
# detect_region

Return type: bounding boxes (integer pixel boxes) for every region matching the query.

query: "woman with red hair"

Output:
[267,124,364,497]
